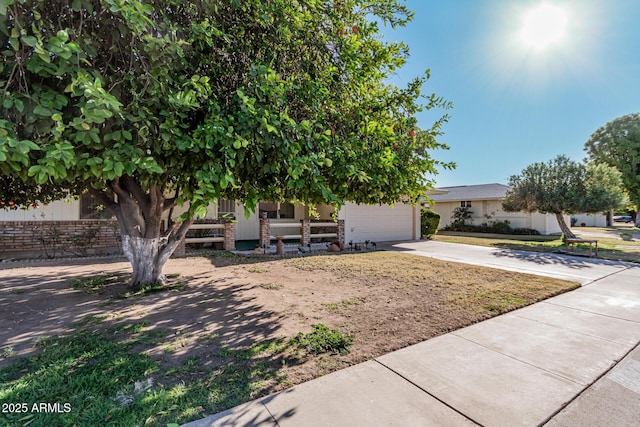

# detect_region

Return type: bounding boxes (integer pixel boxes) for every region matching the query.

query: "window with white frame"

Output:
[460,201,472,208]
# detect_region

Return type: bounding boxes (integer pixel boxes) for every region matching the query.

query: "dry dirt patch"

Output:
[0,251,578,410]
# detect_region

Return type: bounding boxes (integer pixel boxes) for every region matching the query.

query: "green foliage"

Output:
[420,208,440,238]
[585,113,640,214]
[0,0,453,285]
[450,206,473,227]
[291,324,353,355]
[503,155,625,215]
[443,219,540,235]
[0,0,452,211]
[503,155,625,238]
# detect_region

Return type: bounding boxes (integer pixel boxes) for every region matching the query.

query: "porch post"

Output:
[337,219,345,248]
[301,219,311,246]
[259,213,271,248]
[224,221,236,251]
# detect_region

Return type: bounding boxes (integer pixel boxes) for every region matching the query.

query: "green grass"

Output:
[0,318,350,426]
[120,283,187,298]
[1,347,15,359]
[321,298,362,313]
[69,275,120,294]
[291,324,353,355]
[0,330,295,426]
[434,230,640,263]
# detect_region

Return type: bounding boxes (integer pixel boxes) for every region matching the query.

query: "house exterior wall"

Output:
[338,202,417,243]
[429,199,566,235]
[0,199,79,221]
[1,197,418,255]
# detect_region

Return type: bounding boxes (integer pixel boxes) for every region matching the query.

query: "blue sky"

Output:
[382,0,640,187]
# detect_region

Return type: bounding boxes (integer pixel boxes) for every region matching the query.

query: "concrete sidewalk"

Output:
[184,252,640,426]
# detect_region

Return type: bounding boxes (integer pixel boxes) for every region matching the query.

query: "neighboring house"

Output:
[0,195,420,256]
[427,183,567,235]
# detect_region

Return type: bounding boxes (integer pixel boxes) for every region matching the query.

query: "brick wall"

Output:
[0,220,122,259]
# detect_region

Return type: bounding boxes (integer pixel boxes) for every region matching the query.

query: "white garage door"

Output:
[343,202,415,243]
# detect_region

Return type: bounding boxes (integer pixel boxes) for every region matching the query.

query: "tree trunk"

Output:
[122,235,174,289]
[555,212,576,239]
[97,177,193,289]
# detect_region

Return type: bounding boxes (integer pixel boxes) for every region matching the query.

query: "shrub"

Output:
[291,324,353,355]
[421,208,440,238]
[442,219,539,235]
[487,220,512,234]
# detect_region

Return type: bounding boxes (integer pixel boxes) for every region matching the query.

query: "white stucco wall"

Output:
[0,199,79,221]
[571,213,607,227]
[429,200,567,235]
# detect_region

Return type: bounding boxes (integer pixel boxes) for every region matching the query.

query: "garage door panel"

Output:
[345,203,414,242]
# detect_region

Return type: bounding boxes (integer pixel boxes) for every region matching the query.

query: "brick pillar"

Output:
[259,214,271,248]
[224,221,236,251]
[337,219,345,248]
[301,219,311,246]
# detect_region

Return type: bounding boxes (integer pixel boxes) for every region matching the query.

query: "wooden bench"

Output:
[565,238,598,258]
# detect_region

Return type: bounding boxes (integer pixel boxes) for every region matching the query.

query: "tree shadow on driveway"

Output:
[491,247,627,269]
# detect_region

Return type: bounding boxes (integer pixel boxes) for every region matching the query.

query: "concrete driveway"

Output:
[382,240,631,285]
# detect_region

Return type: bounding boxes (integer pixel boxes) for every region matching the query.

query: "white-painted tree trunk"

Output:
[122,235,180,289]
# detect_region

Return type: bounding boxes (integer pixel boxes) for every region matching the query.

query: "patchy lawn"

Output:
[0,251,578,426]
[434,229,640,263]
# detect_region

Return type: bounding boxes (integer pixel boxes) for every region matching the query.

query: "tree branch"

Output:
[121,175,150,212]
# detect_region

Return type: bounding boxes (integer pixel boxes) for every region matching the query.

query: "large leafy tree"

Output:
[584,113,640,224]
[502,155,625,238]
[0,0,452,287]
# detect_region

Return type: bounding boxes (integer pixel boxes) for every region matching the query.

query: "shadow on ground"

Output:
[0,254,305,368]
[490,247,627,269]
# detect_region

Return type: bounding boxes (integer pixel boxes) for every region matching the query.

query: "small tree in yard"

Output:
[585,113,640,225]
[502,155,625,239]
[448,206,472,231]
[0,1,452,288]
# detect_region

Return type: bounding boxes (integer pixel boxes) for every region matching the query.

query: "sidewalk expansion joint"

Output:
[372,359,483,426]
[580,265,635,288]
[261,401,281,427]
[539,339,640,426]
[513,306,640,345]
[544,300,640,325]
[450,333,584,386]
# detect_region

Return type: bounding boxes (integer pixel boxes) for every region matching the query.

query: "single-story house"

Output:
[0,195,420,256]
[426,183,567,235]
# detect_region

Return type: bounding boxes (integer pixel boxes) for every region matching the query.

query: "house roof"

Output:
[429,183,510,202]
